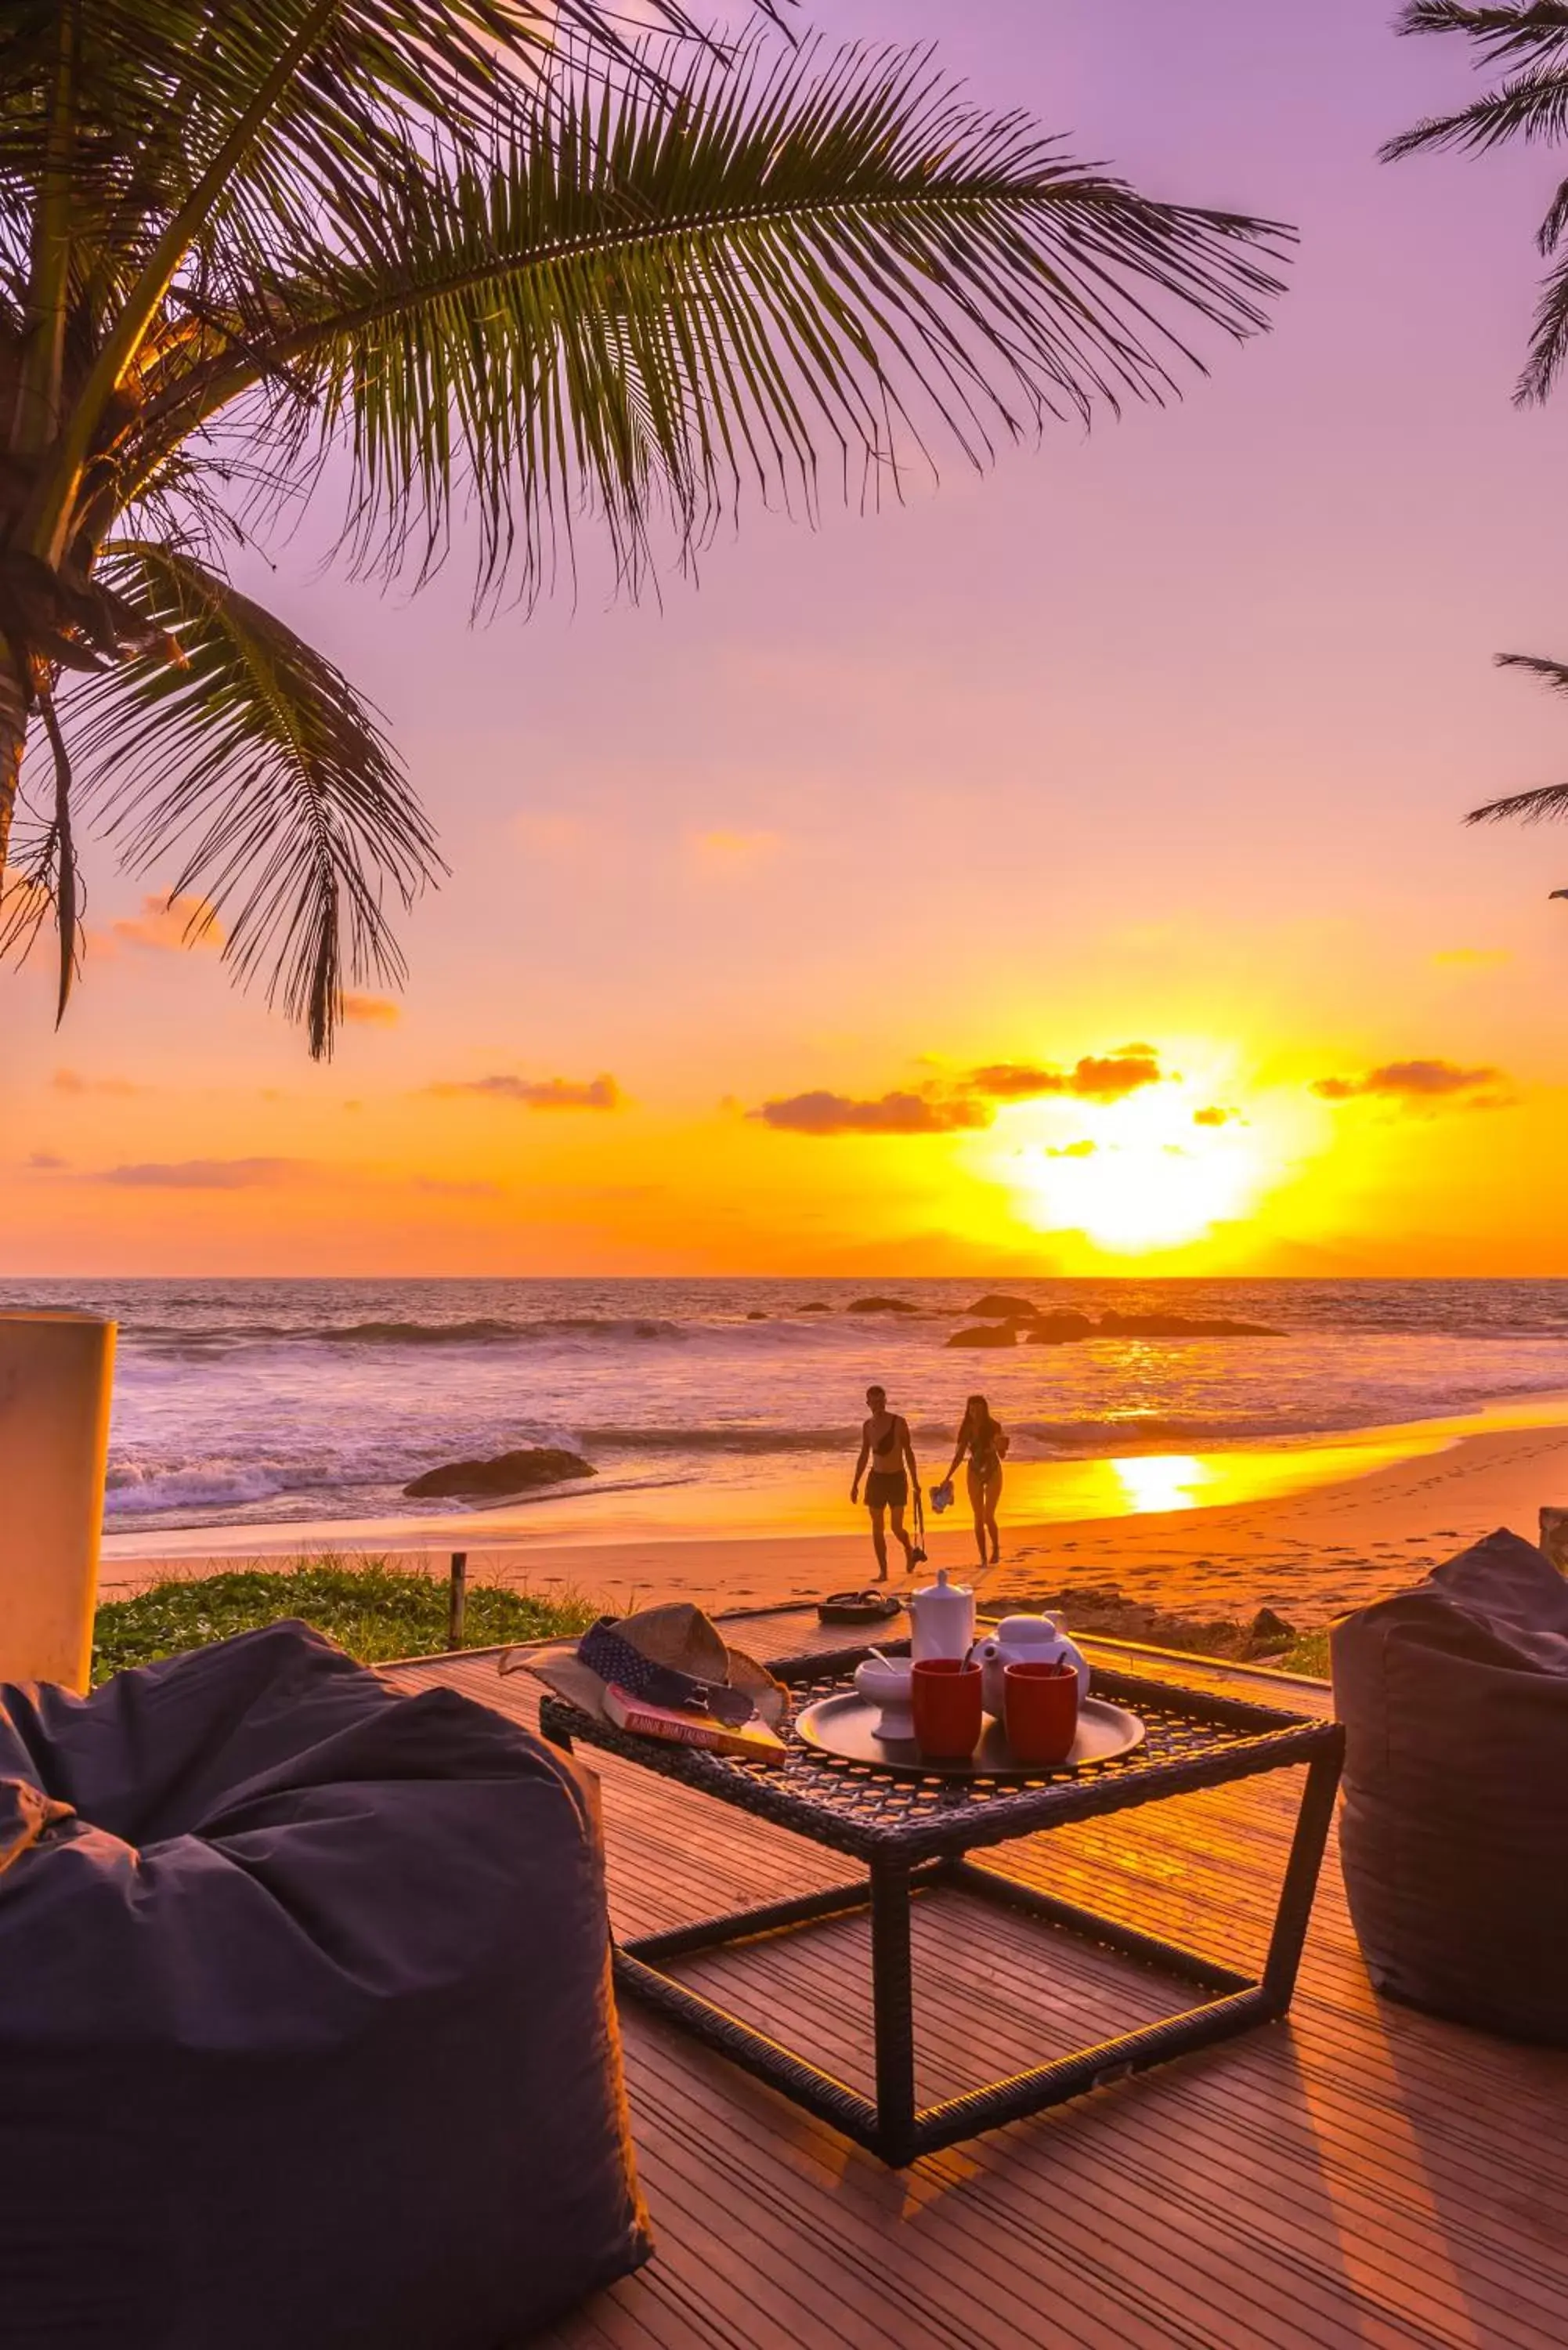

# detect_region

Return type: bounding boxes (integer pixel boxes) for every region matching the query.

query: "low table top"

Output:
[538,1640,1342,1864]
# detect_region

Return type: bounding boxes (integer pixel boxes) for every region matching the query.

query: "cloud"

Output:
[1432,949,1511,972]
[966,1052,1163,1104]
[753,1048,1168,1138]
[432,1073,621,1111]
[52,1068,144,1097]
[342,993,399,1027]
[412,1175,503,1198]
[1193,1106,1238,1127]
[99,893,222,956]
[1045,1140,1097,1158]
[27,1151,67,1170]
[751,1089,992,1137]
[1311,1060,1511,1108]
[97,1157,309,1189]
[687,829,781,877]
[1065,1052,1164,1100]
[966,1062,1064,1101]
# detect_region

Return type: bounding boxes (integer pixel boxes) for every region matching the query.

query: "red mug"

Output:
[1003,1658,1080,1765]
[910,1658,983,1762]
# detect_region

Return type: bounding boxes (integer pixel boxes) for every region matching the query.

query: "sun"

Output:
[972,1052,1277,1253]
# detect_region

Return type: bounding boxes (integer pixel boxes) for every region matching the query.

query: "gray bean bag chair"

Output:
[0,1622,650,2348]
[1331,1527,1568,2045]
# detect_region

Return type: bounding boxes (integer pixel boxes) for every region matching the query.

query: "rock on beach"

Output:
[403,1448,595,1499]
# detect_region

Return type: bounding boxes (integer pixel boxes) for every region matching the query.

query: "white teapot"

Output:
[970,1613,1089,1718]
[908,1567,976,1662]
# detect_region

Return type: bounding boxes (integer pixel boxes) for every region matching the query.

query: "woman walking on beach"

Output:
[944,1394,1010,1568]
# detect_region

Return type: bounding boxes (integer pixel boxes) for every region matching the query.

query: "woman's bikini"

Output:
[966,1416,1003,1485]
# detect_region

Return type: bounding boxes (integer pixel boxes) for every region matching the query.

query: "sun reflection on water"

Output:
[1109,1454,1216,1513]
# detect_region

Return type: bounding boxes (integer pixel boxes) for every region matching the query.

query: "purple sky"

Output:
[8,0,1568,1273]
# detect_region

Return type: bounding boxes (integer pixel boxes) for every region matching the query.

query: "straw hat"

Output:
[504,1602,788,1729]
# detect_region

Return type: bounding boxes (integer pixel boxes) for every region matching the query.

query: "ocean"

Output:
[5,1276,1568,1540]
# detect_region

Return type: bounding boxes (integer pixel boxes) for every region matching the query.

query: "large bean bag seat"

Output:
[1331,1527,1568,2045]
[0,1622,650,2348]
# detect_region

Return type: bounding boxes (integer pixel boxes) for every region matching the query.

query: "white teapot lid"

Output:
[997,1612,1063,1641]
[913,1566,971,1604]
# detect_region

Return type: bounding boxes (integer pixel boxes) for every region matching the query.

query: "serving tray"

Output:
[792,1690,1145,1780]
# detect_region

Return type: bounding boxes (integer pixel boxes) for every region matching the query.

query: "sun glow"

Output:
[975,1050,1281,1253]
[1110,1454,1216,1513]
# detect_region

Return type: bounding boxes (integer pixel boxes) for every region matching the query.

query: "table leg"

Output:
[869,1854,916,2165]
[1262,1739,1343,2012]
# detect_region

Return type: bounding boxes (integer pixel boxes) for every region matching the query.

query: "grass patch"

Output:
[1276,1627,1331,1679]
[91,1556,599,1685]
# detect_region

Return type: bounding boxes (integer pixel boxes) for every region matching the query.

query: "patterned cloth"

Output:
[576,1618,754,1725]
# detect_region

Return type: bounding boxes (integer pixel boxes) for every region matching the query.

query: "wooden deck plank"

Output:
[389,1633,1568,2349]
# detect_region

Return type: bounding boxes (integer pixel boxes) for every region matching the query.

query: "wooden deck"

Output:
[388,1619,1568,2350]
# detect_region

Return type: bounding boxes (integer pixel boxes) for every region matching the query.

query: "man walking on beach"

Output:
[851,1386,923,1581]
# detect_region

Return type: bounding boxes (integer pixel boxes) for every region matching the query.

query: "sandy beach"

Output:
[97,1407,1568,1635]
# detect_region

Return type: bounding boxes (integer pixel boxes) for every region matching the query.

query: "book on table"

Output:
[602,1683,787,1765]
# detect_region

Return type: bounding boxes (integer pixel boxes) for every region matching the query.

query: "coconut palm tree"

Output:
[1384,5,1568,848]
[0,2,1289,1055]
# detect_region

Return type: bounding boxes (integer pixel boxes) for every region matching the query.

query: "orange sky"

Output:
[5,0,1568,1278]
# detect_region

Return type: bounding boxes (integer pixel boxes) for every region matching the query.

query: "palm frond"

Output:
[1381,64,1568,161]
[1496,648,1568,692]
[161,38,1290,609]
[1466,652,1568,822]
[1466,779,1568,820]
[1516,242,1568,390]
[1392,3,1568,63]
[63,540,443,1055]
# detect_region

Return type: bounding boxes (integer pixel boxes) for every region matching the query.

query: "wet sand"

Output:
[98,1415,1568,1630]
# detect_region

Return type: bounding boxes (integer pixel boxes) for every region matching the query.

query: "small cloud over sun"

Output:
[966,1053,1162,1104]
[1310,1059,1512,1111]
[753,1050,1168,1137]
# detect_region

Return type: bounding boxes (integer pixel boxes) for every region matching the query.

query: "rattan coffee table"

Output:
[539,1641,1344,2167]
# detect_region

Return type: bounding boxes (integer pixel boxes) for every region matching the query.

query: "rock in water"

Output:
[966,1294,1039,1319]
[946,1325,1017,1349]
[1026,1312,1097,1343]
[847,1296,919,1314]
[403,1448,594,1499]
